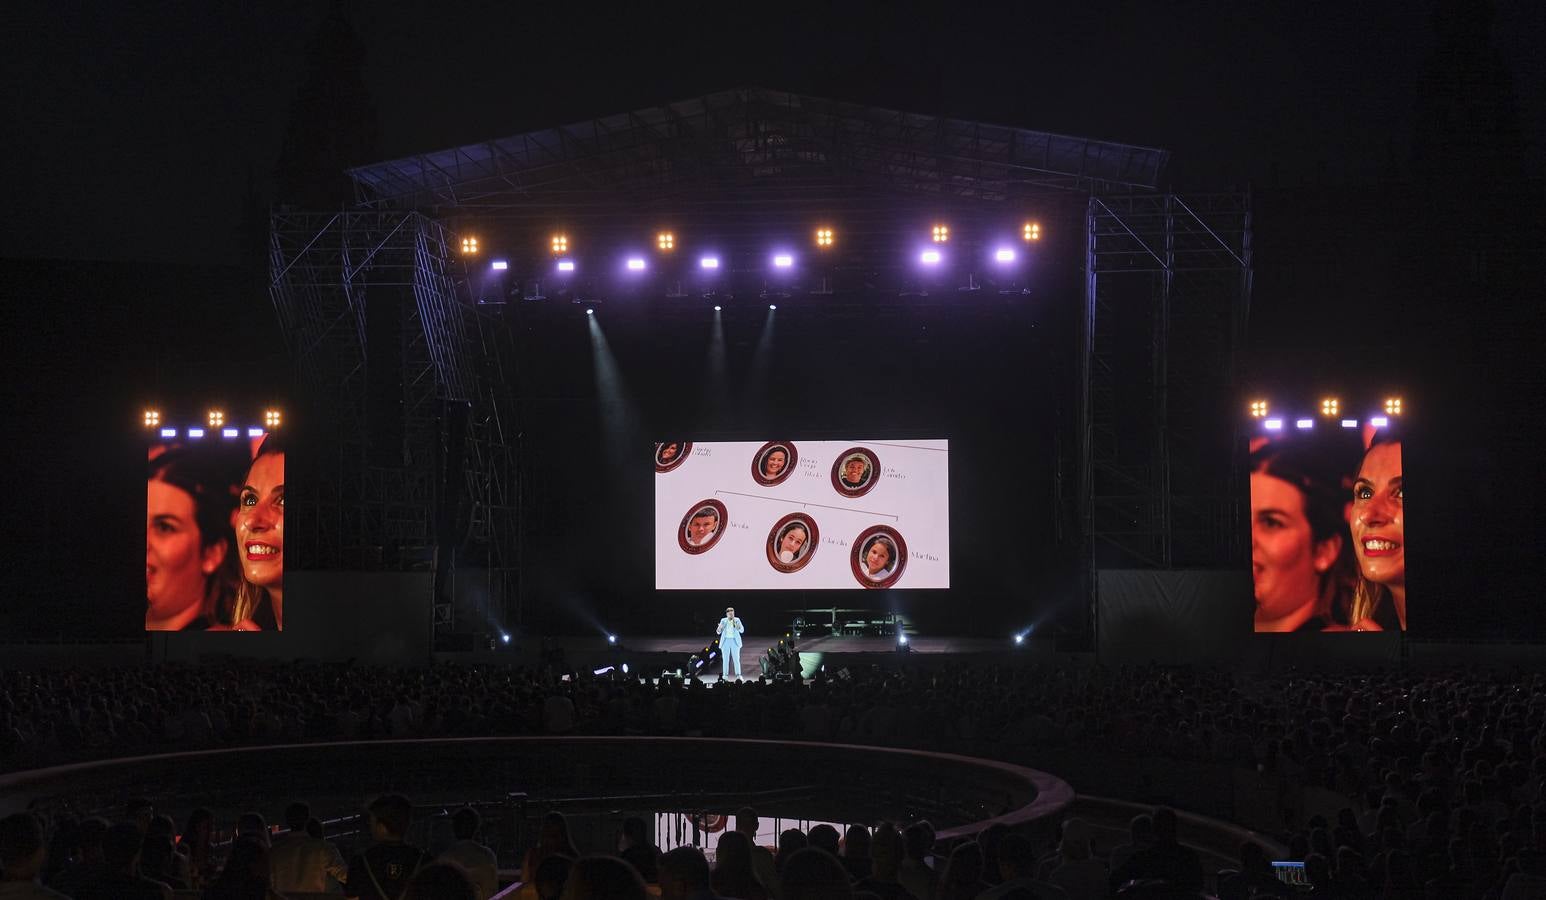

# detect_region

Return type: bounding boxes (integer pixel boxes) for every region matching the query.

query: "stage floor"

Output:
[623,634,1014,654]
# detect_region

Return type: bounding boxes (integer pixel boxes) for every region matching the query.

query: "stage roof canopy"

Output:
[347,87,1170,212]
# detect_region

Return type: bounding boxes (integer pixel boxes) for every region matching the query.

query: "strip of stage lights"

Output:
[458,221,1046,269]
[142,408,282,439]
[1246,397,1403,431]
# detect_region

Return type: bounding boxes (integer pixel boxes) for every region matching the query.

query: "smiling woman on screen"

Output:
[227,433,285,631]
[1345,436,1405,632]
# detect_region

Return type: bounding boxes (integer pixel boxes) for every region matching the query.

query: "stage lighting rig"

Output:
[931,224,949,243]
[1023,221,1041,241]
[1320,398,1340,418]
[657,232,675,251]
[1384,397,1403,416]
[461,236,479,255]
[1248,400,1269,418]
[264,409,282,429]
[143,409,160,428]
[815,227,835,248]
[207,409,225,428]
[551,234,569,254]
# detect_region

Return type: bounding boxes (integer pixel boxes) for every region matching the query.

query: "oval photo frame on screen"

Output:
[751,441,797,486]
[656,441,692,473]
[852,524,906,588]
[831,447,880,497]
[766,512,819,574]
[678,498,728,555]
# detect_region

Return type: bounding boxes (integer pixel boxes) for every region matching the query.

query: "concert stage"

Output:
[523,633,1073,679]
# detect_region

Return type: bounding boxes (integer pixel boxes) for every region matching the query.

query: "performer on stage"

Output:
[716,607,745,680]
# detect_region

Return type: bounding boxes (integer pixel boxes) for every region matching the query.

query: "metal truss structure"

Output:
[1080,193,1253,582]
[348,87,1169,214]
[269,87,1247,643]
[269,211,519,636]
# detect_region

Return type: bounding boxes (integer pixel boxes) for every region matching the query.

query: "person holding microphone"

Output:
[716,607,745,681]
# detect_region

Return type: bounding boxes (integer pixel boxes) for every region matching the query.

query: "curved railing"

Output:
[0,736,1073,838]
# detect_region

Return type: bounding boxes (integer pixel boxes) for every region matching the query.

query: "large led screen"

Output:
[654,440,949,590]
[1250,428,1404,632]
[147,432,284,631]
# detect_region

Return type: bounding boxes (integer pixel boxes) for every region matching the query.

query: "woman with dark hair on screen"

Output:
[146,448,243,631]
[1250,441,1357,632]
[226,433,285,631]
[861,537,895,581]
[1346,436,1406,631]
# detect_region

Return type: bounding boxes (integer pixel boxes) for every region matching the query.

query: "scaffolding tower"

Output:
[1080,193,1253,587]
[269,210,520,637]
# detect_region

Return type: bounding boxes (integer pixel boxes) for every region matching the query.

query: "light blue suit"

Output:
[716,615,745,678]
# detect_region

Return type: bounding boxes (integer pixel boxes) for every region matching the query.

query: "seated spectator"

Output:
[524,812,581,884]
[404,861,477,900]
[855,823,918,900]
[235,813,270,849]
[0,811,69,899]
[841,825,873,882]
[178,808,218,890]
[807,825,842,860]
[138,833,187,891]
[559,855,648,900]
[1109,808,1200,894]
[977,832,1065,900]
[1214,842,1281,900]
[345,794,430,900]
[780,848,854,900]
[616,815,660,884]
[441,807,498,900]
[204,835,283,900]
[658,846,717,900]
[72,822,170,900]
[713,830,769,900]
[1106,815,1152,875]
[532,853,574,900]
[776,830,809,874]
[935,842,988,900]
[897,823,933,900]
[46,817,109,897]
[270,801,348,894]
[1042,818,1106,900]
[735,808,780,899]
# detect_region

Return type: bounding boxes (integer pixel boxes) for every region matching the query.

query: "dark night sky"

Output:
[3,1,1543,265]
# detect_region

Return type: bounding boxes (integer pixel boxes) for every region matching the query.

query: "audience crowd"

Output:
[4,660,1546,898]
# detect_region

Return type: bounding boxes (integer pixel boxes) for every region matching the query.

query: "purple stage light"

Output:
[247,427,265,437]
[491,260,509,271]
[1370,416,1388,428]
[700,256,720,269]
[1295,418,1314,430]
[1263,418,1283,431]
[920,250,942,265]
[159,427,177,439]
[1340,419,1358,429]
[188,427,206,439]
[772,253,793,268]
[994,248,1016,263]
[557,259,576,272]
[221,427,240,438]
[626,257,646,271]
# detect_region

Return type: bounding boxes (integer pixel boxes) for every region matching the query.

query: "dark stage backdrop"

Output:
[511,296,1082,639]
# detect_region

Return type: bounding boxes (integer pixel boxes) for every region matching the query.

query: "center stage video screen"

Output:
[654,440,949,590]
[146,432,284,631]
[1250,428,1405,633]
